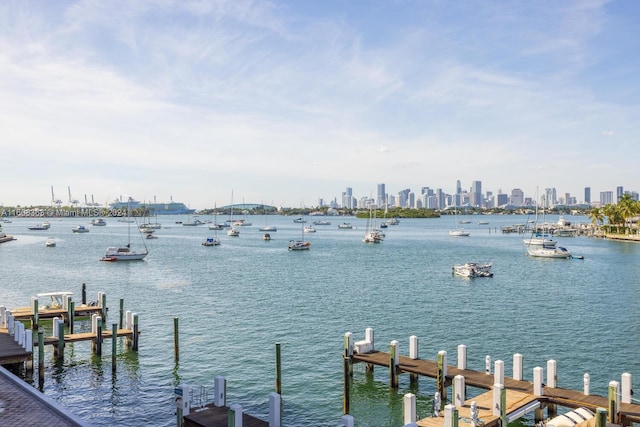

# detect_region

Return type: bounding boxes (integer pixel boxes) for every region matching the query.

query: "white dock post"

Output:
[409,335,419,383]
[513,354,523,381]
[269,392,281,427]
[457,345,467,370]
[608,380,620,424]
[365,327,374,350]
[53,317,60,338]
[214,375,226,407]
[584,373,590,395]
[24,329,33,352]
[229,403,243,427]
[547,360,557,388]
[444,404,458,427]
[494,360,504,386]
[437,350,447,408]
[0,305,5,328]
[454,375,466,407]
[403,393,417,424]
[125,310,132,330]
[622,373,632,404]
[16,321,24,345]
[390,340,399,388]
[434,392,441,417]
[340,415,355,427]
[7,313,14,335]
[344,332,353,357]
[533,367,544,396]
[493,383,505,416]
[365,327,375,372]
[409,336,419,359]
[485,355,491,374]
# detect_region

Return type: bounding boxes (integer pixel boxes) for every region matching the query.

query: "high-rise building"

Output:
[342,187,353,209]
[600,191,614,205]
[617,186,624,202]
[471,180,482,207]
[377,183,386,207]
[543,188,557,207]
[584,187,591,204]
[510,189,524,206]
[497,193,509,206]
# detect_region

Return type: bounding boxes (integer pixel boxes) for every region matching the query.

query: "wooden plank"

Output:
[417,390,538,427]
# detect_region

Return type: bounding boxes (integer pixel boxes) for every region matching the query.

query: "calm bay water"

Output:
[2,214,640,426]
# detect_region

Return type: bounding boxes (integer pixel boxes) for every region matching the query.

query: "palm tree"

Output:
[588,207,604,225]
[617,193,639,232]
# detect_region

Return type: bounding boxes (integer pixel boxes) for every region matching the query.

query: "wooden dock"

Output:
[351,350,640,426]
[184,405,269,427]
[0,329,31,364]
[9,304,104,321]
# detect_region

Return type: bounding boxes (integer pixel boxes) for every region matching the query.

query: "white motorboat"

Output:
[227,227,240,237]
[91,218,107,226]
[313,220,331,226]
[293,217,306,223]
[338,222,353,229]
[262,233,272,241]
[45,237,56,247]
[288,240,311,251]
[449,229,470,237]
[202,237,220,246]
[259,225,277,231]
[363,230,382,243]
[527,245,572,258]
[452,263,493,277]
[72,225,90,233]
[29,221,51,231]
[303,225,316,233]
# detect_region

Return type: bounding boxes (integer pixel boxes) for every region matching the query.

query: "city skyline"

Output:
[3,180,636,211]
[1,1,639,208]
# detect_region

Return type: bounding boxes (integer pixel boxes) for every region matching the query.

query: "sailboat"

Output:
[525,190,570,258]
[226,191,240,236]
[288,214,311,251]
[259,202,277,232]
[101,198,148,261]
[523,193,556,247]
[203,203,221,246]
[363,204,382,243]
[449,206,470,236]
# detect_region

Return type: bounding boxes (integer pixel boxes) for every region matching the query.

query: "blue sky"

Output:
[1,0,638,209]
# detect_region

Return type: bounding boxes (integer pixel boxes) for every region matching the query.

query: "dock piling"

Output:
[533,367,544,396]
[119,299,124,329]
[344,332,353,377]
[409,336,419,384]
[269,392,282,427]
[343,355,350,415]
[547,360,557,387]
[608,380,620,424]
[229,403,243,427]
[82,283,86,305]
[454,375,465,406]
[584,373,590,395]
[31,298,38,330]
[132,313,139,351]
[485,355,491,374]
[622,373,632,404]
[38,330,44,389]
[390,340,399,388]
[494,360,504,386]
[403,393,416,424]
[513,354,523,380]
[111,322,117,372]
[444,404,458,427]
[214,375,226,407]
[596,408,607,427]
[69,301,75,334]
[457,344,467,369]
[436,350,447,407]
[365,327,374,373]
[174,317,179,363]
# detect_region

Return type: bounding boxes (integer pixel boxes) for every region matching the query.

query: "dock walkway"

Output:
[0,366,89,426]
[352,350,640,426]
